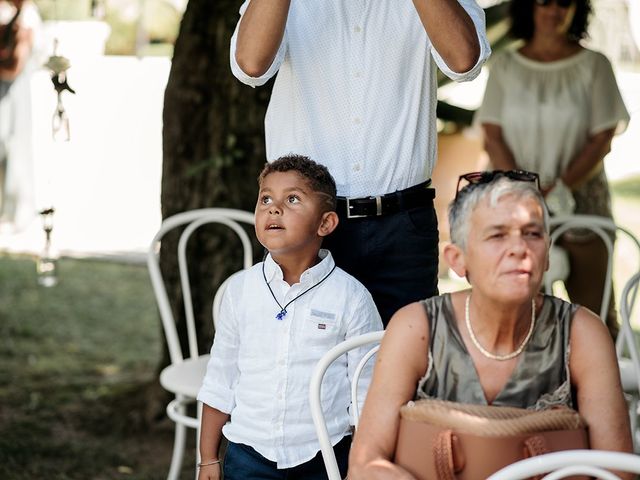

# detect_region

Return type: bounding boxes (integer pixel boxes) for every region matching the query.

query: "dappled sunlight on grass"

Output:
[0,255,178,479]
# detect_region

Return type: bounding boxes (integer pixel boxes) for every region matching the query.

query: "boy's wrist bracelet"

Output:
[197,459,221,468]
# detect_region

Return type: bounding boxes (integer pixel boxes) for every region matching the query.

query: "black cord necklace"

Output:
[262,254,337,320]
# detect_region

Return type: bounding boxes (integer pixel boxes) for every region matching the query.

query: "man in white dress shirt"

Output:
[230,1,491,324]
[197,155,382,479]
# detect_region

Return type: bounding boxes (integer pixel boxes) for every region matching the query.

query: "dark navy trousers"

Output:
[223,436,351,480]
[324,203,440,325]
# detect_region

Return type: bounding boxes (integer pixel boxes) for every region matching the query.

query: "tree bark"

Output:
[158,0,511,368]
[160,0,270,365]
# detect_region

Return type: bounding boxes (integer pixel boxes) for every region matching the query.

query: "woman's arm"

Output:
[569,307,632,476]
[235,0,291,77]
[349,303,430,480]
[481,123,518,171]
[560,128,615,189]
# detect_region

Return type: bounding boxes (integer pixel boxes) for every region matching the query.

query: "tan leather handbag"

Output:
[393,399,589,480]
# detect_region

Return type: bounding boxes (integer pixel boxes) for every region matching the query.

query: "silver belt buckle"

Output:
[346,196,383,219]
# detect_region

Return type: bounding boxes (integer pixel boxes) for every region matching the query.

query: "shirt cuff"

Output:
[197,384,235,414]
[229,29,284,88]
[434,28,491,83]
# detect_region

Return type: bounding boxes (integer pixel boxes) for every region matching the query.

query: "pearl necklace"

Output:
[464,294,536,361]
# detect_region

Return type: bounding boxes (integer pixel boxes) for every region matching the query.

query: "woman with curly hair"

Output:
[475,0,629,338]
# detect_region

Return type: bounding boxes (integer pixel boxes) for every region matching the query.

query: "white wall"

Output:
[0,49,168,259]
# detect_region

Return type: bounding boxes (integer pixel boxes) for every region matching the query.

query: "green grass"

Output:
[0,256,185,479]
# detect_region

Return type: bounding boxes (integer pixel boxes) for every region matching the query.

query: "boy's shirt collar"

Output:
[263,249,334,286]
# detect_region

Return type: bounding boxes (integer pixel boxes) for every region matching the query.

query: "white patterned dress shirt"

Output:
[230,0,490,198]
[197,250,383,468]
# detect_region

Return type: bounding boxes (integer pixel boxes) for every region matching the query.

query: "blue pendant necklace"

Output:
[262,255,336,320]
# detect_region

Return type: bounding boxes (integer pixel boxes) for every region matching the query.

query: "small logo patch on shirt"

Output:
[310,309,336,320]
[317,323,327,330]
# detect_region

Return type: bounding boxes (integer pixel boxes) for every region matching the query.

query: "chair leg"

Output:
[625,393,639,453]
[167,410,188,480]
[631,397,640,453]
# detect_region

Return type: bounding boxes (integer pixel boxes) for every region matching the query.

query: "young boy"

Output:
[197,154,383,480]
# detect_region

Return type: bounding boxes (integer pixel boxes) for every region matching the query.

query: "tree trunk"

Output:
[160,0,270,366]
[158,0,512,369]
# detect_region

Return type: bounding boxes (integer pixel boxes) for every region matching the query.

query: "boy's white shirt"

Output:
[197,249,383,468]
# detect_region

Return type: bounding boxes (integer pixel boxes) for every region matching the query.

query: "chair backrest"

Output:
[620,271,640,392]
[545,215,640,322]
[309,330,384,480]
[147,208,255,365]
[620,270,640,351]
[546,215,640,398]
[486,449,640,480]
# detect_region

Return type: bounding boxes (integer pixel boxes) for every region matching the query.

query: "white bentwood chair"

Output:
[486,449,640,480]
[620,270,640,449]
[545,215,640,449]
[147,208,255,480]
[545,215,640,320]
[309,330,385,480]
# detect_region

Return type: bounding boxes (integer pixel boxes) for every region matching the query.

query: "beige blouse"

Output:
[476,48,629,189]
[416,294,578,410]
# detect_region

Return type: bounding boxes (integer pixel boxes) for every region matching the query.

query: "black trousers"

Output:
[324,203,439,326]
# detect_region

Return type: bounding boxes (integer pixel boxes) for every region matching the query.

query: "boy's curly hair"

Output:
[258,154,337,210]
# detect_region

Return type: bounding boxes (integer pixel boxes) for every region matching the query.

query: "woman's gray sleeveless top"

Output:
[416,294,578,410]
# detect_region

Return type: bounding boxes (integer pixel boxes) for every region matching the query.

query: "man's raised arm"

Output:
[412,0,483,74]
[235,0,291,78]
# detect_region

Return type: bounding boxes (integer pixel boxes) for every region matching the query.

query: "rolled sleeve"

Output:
[432,0,491,82]
[229,0,287,88]
[196,280,240,414]
[589,53,629,136]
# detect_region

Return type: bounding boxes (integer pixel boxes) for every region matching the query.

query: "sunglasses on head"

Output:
[455,170,541,200]
[535,0,574,8]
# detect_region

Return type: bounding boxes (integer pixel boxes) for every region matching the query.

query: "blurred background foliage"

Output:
[33,0,184,55]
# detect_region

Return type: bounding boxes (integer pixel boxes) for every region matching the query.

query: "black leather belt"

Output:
[337,180,435,219]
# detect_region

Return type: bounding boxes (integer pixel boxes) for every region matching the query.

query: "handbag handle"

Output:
[433,430,463,480]
[524,435,550,457]
[433,431,549,479]
[523,436,550,480]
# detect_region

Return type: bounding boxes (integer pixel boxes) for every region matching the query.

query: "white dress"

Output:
[476,48,629,217]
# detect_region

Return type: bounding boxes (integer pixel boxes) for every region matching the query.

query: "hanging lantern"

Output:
[36,207,57,287]
[35,39,75,287]
[44,42,74,142]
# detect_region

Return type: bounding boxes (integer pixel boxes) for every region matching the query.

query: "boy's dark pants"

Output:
[223,435,351,479]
